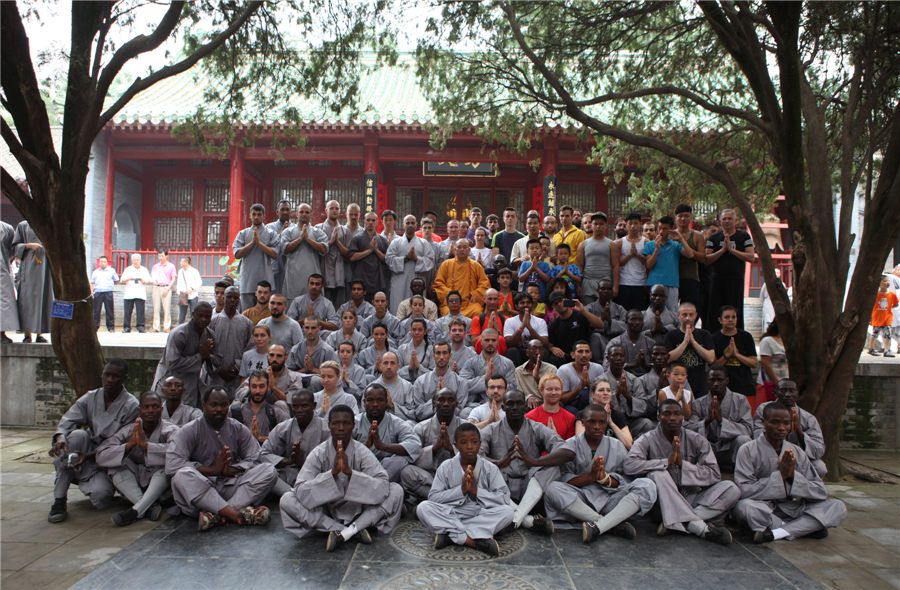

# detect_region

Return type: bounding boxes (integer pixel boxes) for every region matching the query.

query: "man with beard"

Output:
[402,389,465,502]
[231,370,289,444]
[261,389,331,496]
[557,341,605,415]
[601,344,655,437]
[412,341,470,419]
[352,384,422,482]
[733,402,846,543]
[287,274,340,330]
[281,202,328,299]
[686,366,752,471]
[166,387,277,531]
[233,344,303,415]
[153,302,217,407]
[47,360,139,523]
[385,215,436,314]
[242,281,272,326]
[624,400,739,544]
[606,309,654,375]
[258,294,303,351]
[448,318,477,370]
[97,392,178,526]
[207,286,254,396]
[279,404,404,549]
[753,379,827,478]
[460,329,517,405]
[614,217,628,239]
[233,204,280,310]
[266,199,295,294]
[160,375,202,426]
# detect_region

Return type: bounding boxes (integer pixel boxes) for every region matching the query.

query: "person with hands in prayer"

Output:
[261,390,331,496]
[402,388,465,502]
[352,384,422,482]
[753,379,828,478]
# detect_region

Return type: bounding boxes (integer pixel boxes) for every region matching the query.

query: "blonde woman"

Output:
[575,377,633,449]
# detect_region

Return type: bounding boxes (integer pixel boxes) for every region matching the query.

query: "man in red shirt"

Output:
[526,373,576,439]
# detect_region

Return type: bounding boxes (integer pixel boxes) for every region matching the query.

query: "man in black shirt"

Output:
[491,208,526,263]
[711,305,758,397]
[547,291,594,366]
[664,302,715,398]
[705,209,755,330]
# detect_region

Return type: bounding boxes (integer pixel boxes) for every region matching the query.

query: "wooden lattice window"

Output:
[395,188,424,223]
[204,179,229,212]
[557,182,597,215]
[155,179,193,211]
[496,189,525,216]
[325,178,361,211]
[273,178,313,210]
[205,219,226,249]
[154,218,192,250]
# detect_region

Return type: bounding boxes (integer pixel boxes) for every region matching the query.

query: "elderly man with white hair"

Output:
[120,253,153,333]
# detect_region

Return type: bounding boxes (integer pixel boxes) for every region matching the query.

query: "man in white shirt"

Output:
[120,253,152,333]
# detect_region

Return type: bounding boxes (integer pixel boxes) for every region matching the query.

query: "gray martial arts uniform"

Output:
[450,344,477,370]
[544,433,657,523]
[205,311,254,394]
[280,222,328,299]
[286,339,338,373]
[479,419,564,501]
[12,220,53,333]
[385,234,435,313]
[153,321,219,407]
[557,361,605,411]
[398,316,441,346]
[401,415,464,499]
[356,346,389,375]
[460,353,517,402]
[314,389,359,419]
[585,299,626,360]
[288,293,340,326]
[96,418,178,515]
[232,225,280,309]
[601,368,656,436]
[232,369,305,410]
[352,412,422,482]
[396,340,436,382]
[635,368,666,418]
[411,370,470,420]
[53,388,139,506]
[687,388,752,467]
[753,402,827,478]
[624,426,741,533]
[732,436,846,538]
[338,299,375,321]
[334,362,369,401]
[370,376,417,423]
[315,221,351,297]
[434,313,472,342]
[165,417,278,516]
[642,306,678,335]
[605,332,656,375]
[279,438,404,539]
[260,415,331,493]
[257,316,303,351]
[324,329,367,356]
[359,311,404,344]
[0,221,19,332]
[416,455,515,544]
[233,402,289,437]
[163,402,202,427]
[266,218,294,295]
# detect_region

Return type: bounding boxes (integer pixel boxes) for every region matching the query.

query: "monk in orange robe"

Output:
[433,239,491,318]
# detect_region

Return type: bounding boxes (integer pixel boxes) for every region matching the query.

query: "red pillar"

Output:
[540,137,559,217]
[228,147,246,252]
[103,137,115,258]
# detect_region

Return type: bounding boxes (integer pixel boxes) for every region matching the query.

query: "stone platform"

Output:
[70,507,823,590]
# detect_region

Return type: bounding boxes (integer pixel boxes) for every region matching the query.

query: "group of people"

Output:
[45,200,847,555]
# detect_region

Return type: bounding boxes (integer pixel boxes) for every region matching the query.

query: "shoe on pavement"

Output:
[868,349,881,356]
[704,524,733,546]
[582,521,599,544]
[48,498,67,523]
[239,506,270,526]
[112,508,139,527]
[326,531,344,552]
[807,528,829,539]
[611,521,637,540]
[884,351,896,358]
[198,511,221,531]
[433,533,451,550]
[146,503,163,522]
[753,529,775,544]
[530,515,554,536]
[357,527,373,544]
[35,335,48,343]
[473,537,500,557]
[656,522,668,536]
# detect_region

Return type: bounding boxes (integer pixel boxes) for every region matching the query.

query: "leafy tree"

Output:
[416,1,899,477]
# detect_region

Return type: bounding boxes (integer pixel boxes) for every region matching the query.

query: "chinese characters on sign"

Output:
[423,161,498,177]
[363,174,377,213]
[543,176,557,217]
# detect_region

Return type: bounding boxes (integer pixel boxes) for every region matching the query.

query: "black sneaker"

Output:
[807,528,829,539]
[704,524,733,546]
[611,521,637,540]
[35,335,48,343]
[146,503,163,522]
[473,537,500,557]
[326,531,344,552]
[357,527,373,544]
[48,498,67,523]
[530,516,554,536]
[112,508,139,527]
[582,521,599,544]
[433,533,451,550]
[753,529,775,544]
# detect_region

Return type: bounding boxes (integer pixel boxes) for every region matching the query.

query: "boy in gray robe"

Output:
[401,389,464,501]
[538,405,657,542]
[48,359,139,523]
[152,302,217,407]
[160,376,202,426]
[686,366,752,470]
[166,387,278,531]
[480,390,562,535]
[279,404,404,550]
[261,390,331,496]
[97,392,178,526]
[624,399,739,545]
[417,422,515,556]
[352,384,422,482]
[753,379,827,478]
[733,402,846,543]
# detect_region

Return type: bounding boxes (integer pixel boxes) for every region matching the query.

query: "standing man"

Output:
[152,302,217,407]
[612,212,648,312]
[90,255,119,332]
[705,209,755,330]
[266,199,294,294]
[467,207,488,242]
[552,205,585,265]
[614,217,628,239]
[577,212,618,305]
[491,208,526,264]
[281,202,328,300]
[316,201,349,306]
[349,211,390,298]
[233,204,280,311]
[12,219,53,342]
[438,219,462,261]
[0,221,19,342]
[385,215,435,314]
[120,253,152,333]
[510,213,543,274]
[665,302,715,398]
[207,286,254,396]
[379,209,399,244]
[673,204,707,312]
[642,215,694,314]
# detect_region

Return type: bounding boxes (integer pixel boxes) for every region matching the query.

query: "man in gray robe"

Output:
[261,389,331,496]
[624,399,739,544]
[460,329,516,405]
[687,365,752,470]
[411,342,469,420]
[232,204,280,310]
[96,392,178,526]
[480,390,562,535]
[349,212,390,296]
[286,315,338,375]
[316,200,352,306]
[536,405,656,541]
[401,388,464,501]
[160,375,202,426]
[352,384,422,482]
[369,352,417,422]
[280,202,328,299]
[602,344,656,436]
[279,404,404,550]
[605,309,654,374]
[48,359,139,523]
[12,219,53,340]
[417,422,515,556]
[385,215,435,313]
[205,287,254,396]
[0,220,19,341]
[634,344,670,419]
[583,279,627,361]
[643,284,679,338]
[230,370,290,444]
[287,273,339,330]
[733,402,846,543]
[232,344,302,414]
[153,302,217,407]
[338,281,376,319]
[166,386,278,530]
[265,200,294,294]
[258,294,303,351]
[557,341,606,414]
[753,379,827,478]
[448,318,477,369]
[358,291,404,345]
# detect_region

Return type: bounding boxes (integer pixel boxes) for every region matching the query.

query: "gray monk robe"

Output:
[162,402,202,427]
[479,419,563,501]
[285,339,338,373]
[0,221,19,332]
[624,426,740,533]
[352,412,422,482]
[416,455,515,545]
[732,436,846,538]
[288,294,340,326]
[411,370,469,420]
[153,322,219,407]
[280,223,328,300]
[385,233,435,313]
[753,402,827,478]
[544,433,657,524]
[261,415,331,491]
[687,388,752,467]
[204,311,254,395]
[12,220,53,334]
[401,415,464,499]
[165,417,278,516]
[601,368,655,436]
[460,353,517,403]
[314,389,359,419]
[53,388,139,506]
[369,376,417,423]
[279,439,404,539]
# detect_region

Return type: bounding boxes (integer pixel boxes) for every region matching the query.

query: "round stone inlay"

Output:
[389,521,526,561]
[378,566,539,590]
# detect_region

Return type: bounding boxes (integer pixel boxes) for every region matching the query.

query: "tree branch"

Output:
[1,168,41,225]
[1,118,44,183]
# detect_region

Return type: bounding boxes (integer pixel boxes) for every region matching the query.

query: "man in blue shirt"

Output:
[91,256,119,332]
[642,216,695,314]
